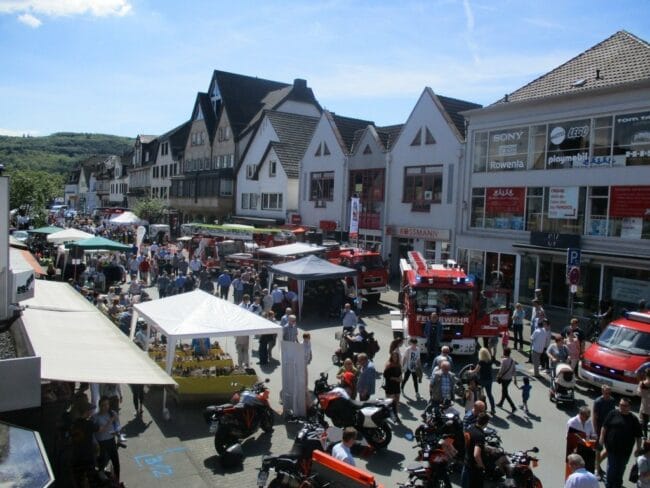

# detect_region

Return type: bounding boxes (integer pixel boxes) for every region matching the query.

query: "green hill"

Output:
[0,132,134,174]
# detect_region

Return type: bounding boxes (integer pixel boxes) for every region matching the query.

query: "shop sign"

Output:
[319,220,337,231]
[548,187,579,219]
[394,226,450,241]
[485,187,525,215]
[530,231,580,249]
[609,186,650,217]
[611,277,650,304]
[613,111,650,166]
[487,127,528,171]
[546,119,590,168]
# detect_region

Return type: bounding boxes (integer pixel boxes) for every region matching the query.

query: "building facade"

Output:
[457,30,650,316]
[126,135,157,208]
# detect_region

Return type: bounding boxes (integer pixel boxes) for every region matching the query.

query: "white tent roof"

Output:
[46,228,93,244]
[109,211,144,225]
[257,242,325,258]
[133,290,283,340]
[21,281,176,385]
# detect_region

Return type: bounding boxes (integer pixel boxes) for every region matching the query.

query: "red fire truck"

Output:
[399,251,510,355]
[326,247,388,303]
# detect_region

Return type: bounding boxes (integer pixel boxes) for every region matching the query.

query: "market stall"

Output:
[131,290,282,414]
[108,211,146,226]
[46,228,93,245]
[269,255,357,319]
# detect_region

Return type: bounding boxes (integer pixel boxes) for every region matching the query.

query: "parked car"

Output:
[579,311,650,396]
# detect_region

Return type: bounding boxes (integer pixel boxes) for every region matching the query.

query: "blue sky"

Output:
[1,0,649,137]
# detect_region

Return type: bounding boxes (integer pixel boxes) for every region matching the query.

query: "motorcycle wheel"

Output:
[213,424,230,455]
[363,423,392,449]
[261,408,274,433]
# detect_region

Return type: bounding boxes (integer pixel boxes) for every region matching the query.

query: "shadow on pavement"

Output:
[364,448,406,476]
[122,415,153,438]
[142,387,212,442]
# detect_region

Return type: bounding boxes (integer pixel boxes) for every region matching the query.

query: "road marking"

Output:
[134,447,188,478]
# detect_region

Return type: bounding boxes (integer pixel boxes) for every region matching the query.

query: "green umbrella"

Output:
[28,226,64,235]
[66,236,132,252]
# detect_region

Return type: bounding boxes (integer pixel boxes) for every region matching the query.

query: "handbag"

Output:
[629,462,639,483]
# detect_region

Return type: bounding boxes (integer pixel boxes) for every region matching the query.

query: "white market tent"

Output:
[257,242,325,258]
[269,255,357,319]
[108,211,145,226]
[131,290,283,413]
[20,280,176,386]
[46,228,94,244]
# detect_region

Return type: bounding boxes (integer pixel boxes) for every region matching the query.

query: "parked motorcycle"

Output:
[416,401,465,466]
[332,329,380,365]
[312,372,394,449]
[203,379,274,454]
[493,447,542,488]
[257,420,331,487]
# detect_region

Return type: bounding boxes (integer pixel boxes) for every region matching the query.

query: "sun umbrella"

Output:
[65,236,132,251]
[28,226,64,235]
[46,228,94,244]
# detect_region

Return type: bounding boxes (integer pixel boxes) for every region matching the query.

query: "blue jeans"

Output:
[606,450,629,488]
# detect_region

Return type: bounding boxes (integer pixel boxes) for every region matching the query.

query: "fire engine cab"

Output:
[399,251,509,355]
[326,247,388,303]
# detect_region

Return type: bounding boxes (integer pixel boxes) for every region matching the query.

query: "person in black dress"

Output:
[383,350,403,422]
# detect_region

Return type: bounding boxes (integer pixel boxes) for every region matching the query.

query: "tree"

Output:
[8,169,64,211]
[133,197,167,224]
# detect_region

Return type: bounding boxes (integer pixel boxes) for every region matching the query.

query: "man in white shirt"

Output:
[564,454,598,488]
[567,406,597,474]
[332,427,357,466]
[530,323,548,377]
[341,303,358,332]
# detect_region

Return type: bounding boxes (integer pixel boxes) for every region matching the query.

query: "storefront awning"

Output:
[20,281,176,386]
[512,243,650,267]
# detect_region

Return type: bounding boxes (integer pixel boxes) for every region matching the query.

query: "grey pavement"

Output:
[116,281,611,488]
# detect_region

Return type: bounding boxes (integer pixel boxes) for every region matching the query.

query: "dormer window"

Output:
[269,160,277,177]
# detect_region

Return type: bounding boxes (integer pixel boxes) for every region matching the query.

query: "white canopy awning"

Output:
[108,211,145,226]
[46,228,93,244]
[257,242,325,258]
[133,289,283,340]
[21,281,176,386]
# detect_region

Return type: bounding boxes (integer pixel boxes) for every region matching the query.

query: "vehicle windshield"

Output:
[482,291,509,314]
[598,324,650,355]
[346,255,384,270]
[414,288,473,315]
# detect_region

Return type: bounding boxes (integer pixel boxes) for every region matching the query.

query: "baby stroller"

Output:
[549,362,576,404]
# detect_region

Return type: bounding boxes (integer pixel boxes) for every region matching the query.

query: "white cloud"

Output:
[0,0,132,19]
[0,128,40,137]
[17,12,41,27]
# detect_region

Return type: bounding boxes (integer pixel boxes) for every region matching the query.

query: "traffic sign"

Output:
[568,266,581,285]
[567,248,581,268]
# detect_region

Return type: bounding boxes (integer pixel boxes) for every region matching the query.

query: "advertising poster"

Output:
[349,197,360,238]
[609,186,650,217]
[546,119,590,168]
[548,187,579,219]
[611,277,650,304]
[620,217,643,239]
[485,187,526,215]
[613,111,650,166]
[486,127,529,171]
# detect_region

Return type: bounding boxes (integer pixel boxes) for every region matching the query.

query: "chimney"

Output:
[293,78,307,91]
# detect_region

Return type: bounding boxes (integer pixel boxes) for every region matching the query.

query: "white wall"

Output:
[299,114,346,228]
[386,89,463,233]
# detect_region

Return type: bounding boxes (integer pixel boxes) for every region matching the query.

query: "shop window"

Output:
[525,187,544,231]
[472,132,488,172]
[542,187,586,234]
[485,252,500,287]
[468,250,485,289]
[612,111,650,167]
[530,124,547,169]
[591,116,613,166]
[470,188,485,227]
[456,249,469,270]
[586,186,609,236]
[608,186,650,239]
[518,254,537,305]
[546,119,590,169]
[487,126,529,172]
[484,187,525,230]
[402,165,443,204]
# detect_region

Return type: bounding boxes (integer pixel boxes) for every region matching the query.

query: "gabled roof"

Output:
[190,92,217,145]
[330,113,375,153]
[495,30,650,105]
[254,111,319,178]
[240,79,321,138]
[436,95,481,138]
[376,124,404,150]
[159,120,191,159]
[208,70,290,139]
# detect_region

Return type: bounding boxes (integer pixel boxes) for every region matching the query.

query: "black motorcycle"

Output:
[257,420,331,487]
[311,373,394,450]
[415,401,465,468]
[491,446,542,488]
[332,329,380,365]
[203,380,274,454]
